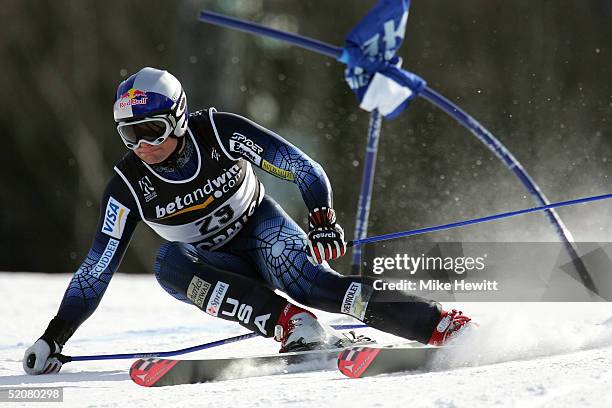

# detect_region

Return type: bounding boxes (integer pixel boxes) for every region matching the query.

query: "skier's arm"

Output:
[41,175,139,349]
[211,111,345,265]
[211,111,333,211]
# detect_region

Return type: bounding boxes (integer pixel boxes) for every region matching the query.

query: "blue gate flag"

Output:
[340,0,426,119]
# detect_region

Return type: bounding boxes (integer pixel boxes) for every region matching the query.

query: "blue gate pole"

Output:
[351,110,383,273]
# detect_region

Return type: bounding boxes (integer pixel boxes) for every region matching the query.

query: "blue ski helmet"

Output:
[113,67,188,137]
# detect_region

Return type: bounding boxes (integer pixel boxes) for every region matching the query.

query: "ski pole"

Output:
[348,192,612,247]
[54,324,367,364]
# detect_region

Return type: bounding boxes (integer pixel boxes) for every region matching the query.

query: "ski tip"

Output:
[130,359,155,387]
[129,358,178,387]
[129,359,151,387]
[337,346,381,379]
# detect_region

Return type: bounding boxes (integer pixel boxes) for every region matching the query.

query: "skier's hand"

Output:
[306,207,346,265]
[23,339,63,375]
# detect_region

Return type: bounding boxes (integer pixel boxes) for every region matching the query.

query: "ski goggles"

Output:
[116,116,174,150]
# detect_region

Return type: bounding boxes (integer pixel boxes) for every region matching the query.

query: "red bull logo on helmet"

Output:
[118,88,148,108]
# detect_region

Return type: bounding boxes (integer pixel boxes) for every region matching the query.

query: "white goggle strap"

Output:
[171,91,187,136]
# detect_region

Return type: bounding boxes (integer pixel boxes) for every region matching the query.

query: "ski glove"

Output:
[306,207,347,265]
[23,338,63,375]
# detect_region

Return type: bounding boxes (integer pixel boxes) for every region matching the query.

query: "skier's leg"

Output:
[230,196,443,344]
[153,241,287,337]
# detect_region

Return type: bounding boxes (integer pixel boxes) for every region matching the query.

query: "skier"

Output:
[23,67,471,375]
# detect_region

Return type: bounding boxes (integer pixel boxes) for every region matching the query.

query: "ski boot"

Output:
[274,303,349,353]
[428,309,473,346]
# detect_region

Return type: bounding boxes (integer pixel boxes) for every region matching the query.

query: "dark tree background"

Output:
[1,1,611,274]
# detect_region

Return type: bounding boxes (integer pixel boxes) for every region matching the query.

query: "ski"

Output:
[337,344,443,379]
[130,341,400,387]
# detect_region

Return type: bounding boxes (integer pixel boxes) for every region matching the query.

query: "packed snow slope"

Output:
[1,272,612,408]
